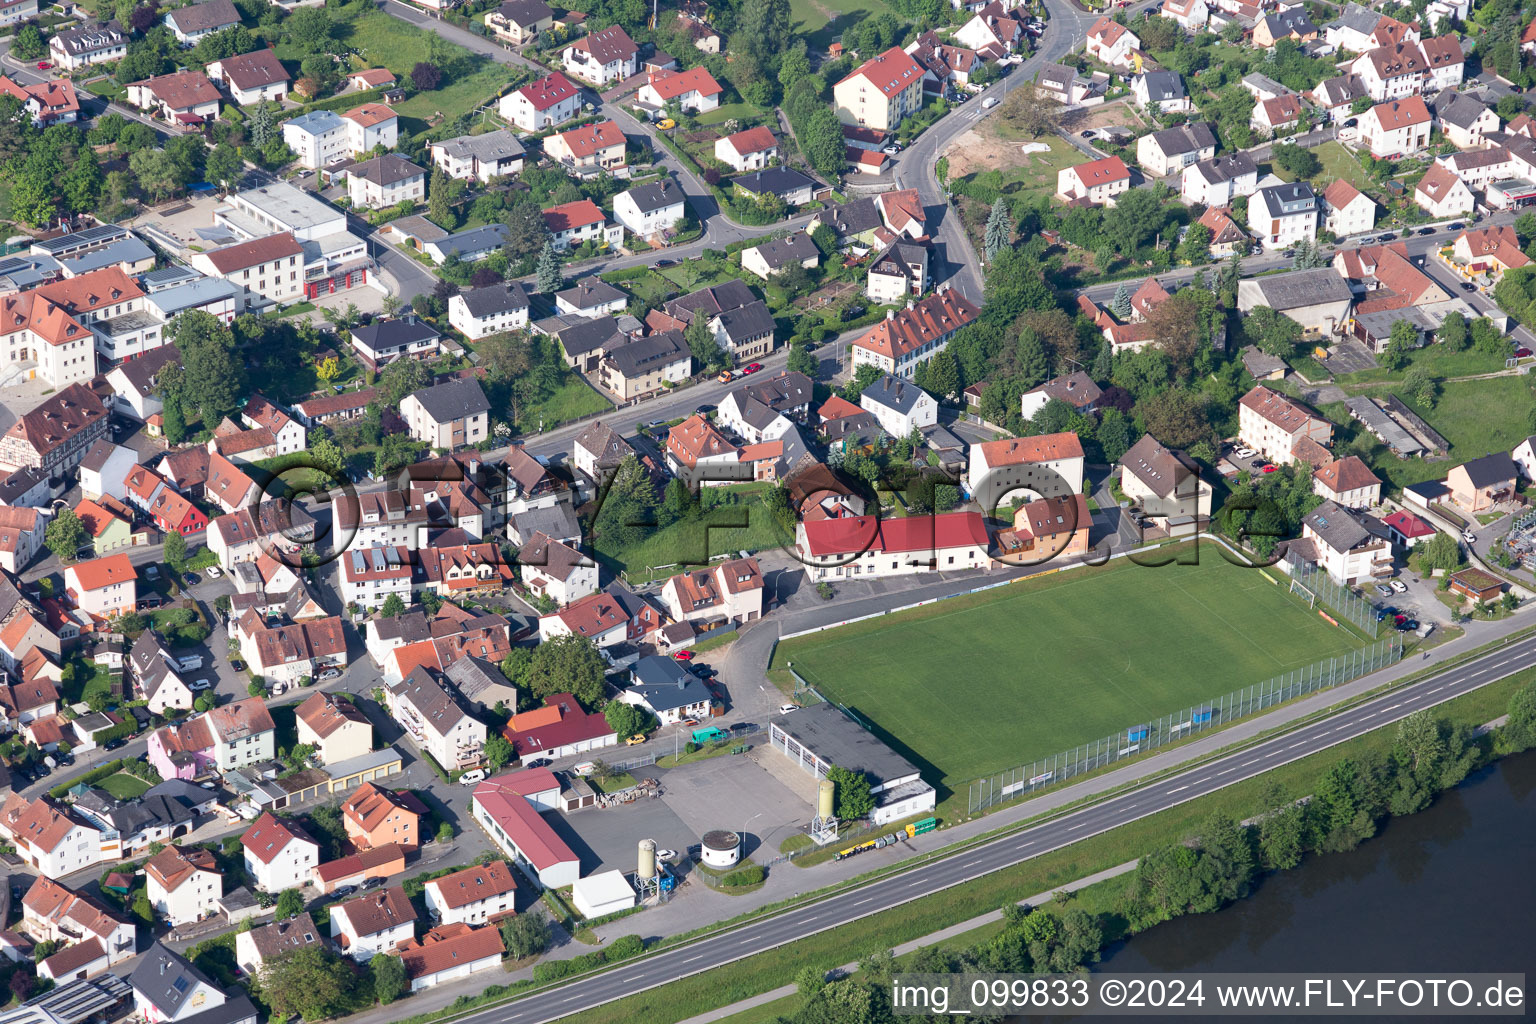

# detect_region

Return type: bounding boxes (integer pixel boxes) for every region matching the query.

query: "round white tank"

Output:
[700,829,742,868]
[637,839,657,880]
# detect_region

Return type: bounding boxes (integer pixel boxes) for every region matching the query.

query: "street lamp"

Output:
[742,811,763,851]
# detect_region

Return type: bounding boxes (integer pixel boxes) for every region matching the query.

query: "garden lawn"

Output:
[1309,141,1372,194]
[769,556,1366,790]
[595,485,793,582]
[97,773,153,800]
[1335,344,1508,387]
[519,378,613,432]
[697,102,770,126]
[788,0,897,49]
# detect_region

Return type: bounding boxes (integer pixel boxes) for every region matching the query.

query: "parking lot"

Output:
[656,748,814,861]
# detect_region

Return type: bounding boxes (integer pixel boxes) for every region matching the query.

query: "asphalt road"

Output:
[483,628,1536,1024]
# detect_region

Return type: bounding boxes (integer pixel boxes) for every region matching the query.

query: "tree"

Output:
[63,149,105,214]
[997,83,1061,137]
[248,680,266,697]
[1414,531,1463,574]
[370,953,406,1005]
[1096,407,1133,462]
[12,24,45,60]
[257,947,360,1022]
[275,888,305,920]
[1105,188,1164,254]
[685,314,724,369]
[1380,319,1418,371]
[925,349,960,398]
[500,912,550,960]
[984,198,1011,261]
[45,508,88,562]
[1438,310,1468,350]
[1388,711,1476,815]
[284,7,333,50]
[1501,680,1536,753]
[130,149,181,203]
[798,106,846,177]
[162,399,187,444]
[524,634,605,705]
[378,358,431,407]
[535,239,562,294]
[428,166,453,227]
[786,342,818,377]
[483,733,514,771]
[203,142,245,191]
[374,433,425,478]
[379,593,406,618]
[163,531,188,574]
[248,102,276,147]
[1258,801,1307,871]
[733,0,790,63]
[172,311,247,425]
[411,61,442,91]
[1247,305,1302,357]
[826,763,874,820]
[315,356,342,389]
[1271,142,1320,178]
[1145,291,1204,372]
[1402,364,1438,408]
[604,702,651,741]
[1178,222,1211,266]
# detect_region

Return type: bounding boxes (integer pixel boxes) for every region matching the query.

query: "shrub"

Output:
[607,934,644,960]
[722,864,765,887]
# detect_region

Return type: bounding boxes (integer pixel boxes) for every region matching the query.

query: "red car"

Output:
[1518,348,1533,358]
[1261,464,1278,473]
[673,650,695,661]
[743,363,763,374]
[36,61,52,70]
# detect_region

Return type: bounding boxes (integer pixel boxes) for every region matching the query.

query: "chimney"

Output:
[886,309,895,320]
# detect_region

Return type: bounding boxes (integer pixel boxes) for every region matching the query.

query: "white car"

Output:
[778,704,798,715]
[1390,580,1408,594]
[204,566,223,579]
[459,769,487,786]
[981,97,999,109]
[1463,531,1477,544]
[189,678,212,691]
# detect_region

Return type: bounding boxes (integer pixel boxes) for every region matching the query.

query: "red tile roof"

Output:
[472,772,577,871]
[799,509,989,557]
[851,289,979,362]
[974,432,1085,469]
[399,924,504,980]
[838,46,925,100]
[424,861,517,910]
[201,232,303,274]
[345,102,397,128]
[67,553,135,592]
[542,198,606,233]
[517,71,578,111]
[241,812,316,864]
[721,125,776,157]
[644,65,722,100]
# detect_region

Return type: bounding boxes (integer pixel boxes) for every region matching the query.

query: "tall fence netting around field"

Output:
[966,633,1403,815]
[1287,560,1382,638]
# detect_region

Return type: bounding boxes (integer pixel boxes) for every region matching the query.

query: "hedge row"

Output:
[528,934,645,981]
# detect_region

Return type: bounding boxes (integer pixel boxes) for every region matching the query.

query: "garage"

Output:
[571,870,636,918]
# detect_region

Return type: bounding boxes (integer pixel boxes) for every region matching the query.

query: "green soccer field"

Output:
[770,557,1368,790]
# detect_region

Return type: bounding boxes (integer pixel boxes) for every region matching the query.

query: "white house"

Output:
[2,797,104,877]
[64,553,136,621]
[282,110,349,170]
[1131,71,1191,114]
[1136,122,1217,178]
[330,888,417,961]
[1249,182,1318,251]
[849,286,981,379]
[1085,16,1140,70]
[659,557,764,625]
[1055,155,1131,206]
[518,531,598,608]
[794,510,990,581]
[562,24,638,85]
[1436,93,1500,149]
[348,154,427,211]
[1238,385,1333,465]
[339,544,415,611]
[448,282,530,340]
[242,395,305,455]
[342,103,399,156]
[1512,435,1536,482]
[1161,0,1209,30]
[618,655,714,725]
[1312,455,1382,508]
[965,433,1086,510]
[400,926,505,992]
[1019,371,1101,422]
[498,72,580,132]
[1357,96,1431,158]
[386,667,487,771]
[859,373,937,436]
[422,861,518,926]
[129,944,223,1024]
[714,125,779,172]
[636,66,722,113]
[145,845,222,926]
[1181,153,1258,206]
[206,48,290,105]
[163,0,239,43]
[612,178,687,238]
[740,233,820,281]
[1297,500,1392,585]
[1320,180,1375,238]
[1414,163,1476,218]
[429,130,526,181]
[242,813,321,892]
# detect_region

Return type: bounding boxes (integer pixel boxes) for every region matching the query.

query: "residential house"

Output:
[1181,152,1259,205]
[561,24,638,85]
[401,378,490,450]
[542,199,616,252]
[235,914,321,974]
[398,925,505,992]
[0,505,44,573]
[21,878,134,976]
[50,22,127,71]
[348,155,427,210]
[448,282,530,340]
[2,798,104,877]
[64,553,136,621]
[859,373,937,435]
[637,65,722,113]
[1321,180,1376,238]
[1055,155,1131,206]
[1161,0,1209,31]
[518,531,597,607]
[125,71,221,126]
[498,71,579,132]
[716,370,811,441]
[485,0,552,45]
[242,812,320,892]
[1085,16,1140,70]
[1308,73,1369,121]
[714,126,779,172]
[1358,96,1431,157]
[350,318,442,372]
[342,103,399,155]
[741,233,819,280]
[619,655,713,725]
[953,3,1028,55]
[1513,434,1536,482]
[1251,92,1304,136]
[1020,371,1101,421]
[730,167,822,207]
[188,232,305,310]
[612,178,687,239]
[145,846,221,926]
[386,666,487,770]
[74,497,133,555]
[833,46,925,131]
[0,75,80,126]
[1436,93,1499,149]
[965,433,1086,509]
[207,48,290,105]
[795,510,990,581]
[999,493,1091,561]
[1312,455,1382,508]
[1249,182,1318,251]
[1136,122,1217,178]
[1446,452,1518,514]
[502,692,617,760]
[1292,502,1395,585]
[425,225,512,266]
[236,614,348,685]
[1131,71,1191,114]
[866,241,929,303]
[537,584,659,647]
[665,413,740,483]
[330,887,417,960]
[78,440,137,501]
[1414,162,1475,218]
[850,286,980,379]
[1120,433,1211,528]
[296,691,373,765]
[0,384,109,473]
[599,330,692,401]
[240,395,304,456]
[423,861,518,926]
[1452,225,1532,278]
[130,631,193,715]
[572,421,633,482]
[1035,63,1097,105]
[341,782,420,851]
[1237,385,1333,464]
[1253,7,1319,46]
[163,0,238,43]
[130,944,224,1024]
[659,557,764,626]
[430,131,526,181]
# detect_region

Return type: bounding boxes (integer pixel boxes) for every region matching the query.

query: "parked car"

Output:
[183,573,200,587]
[104,738,128,751]
[673,650,695,660]
[525,758,552,769]
[1449,222,1464,231]
[1461,282,1477,291]
[36,62,51,70]
[1391,580,1408,594]
[1079,129,1095,138]
[730,722,757,733]
[362,877,386,890]
[626,734,646,745]
[144,565,160,579]
[1375,583,1394,597]
[318,667,342,681]
[1378,231,1396,240]
[652,259,676,268]
[1517,348,1533,358]
[743,363,764,374]
[717,370,735,383]
[1261,464,1278,473]
[333,885,357,899]
[459,769,487,785]
[1463,531,1477,544]
[696,404,716,415]
[981,96,999,108]
[189,679,212,691]
[1398,618,1419,632]
[778,704,798,715]
[204,566,223,579]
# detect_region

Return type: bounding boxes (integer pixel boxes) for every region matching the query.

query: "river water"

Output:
[1099,750,1536,979]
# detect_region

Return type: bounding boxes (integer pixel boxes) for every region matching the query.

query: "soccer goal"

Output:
[1290,578,1316,609]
